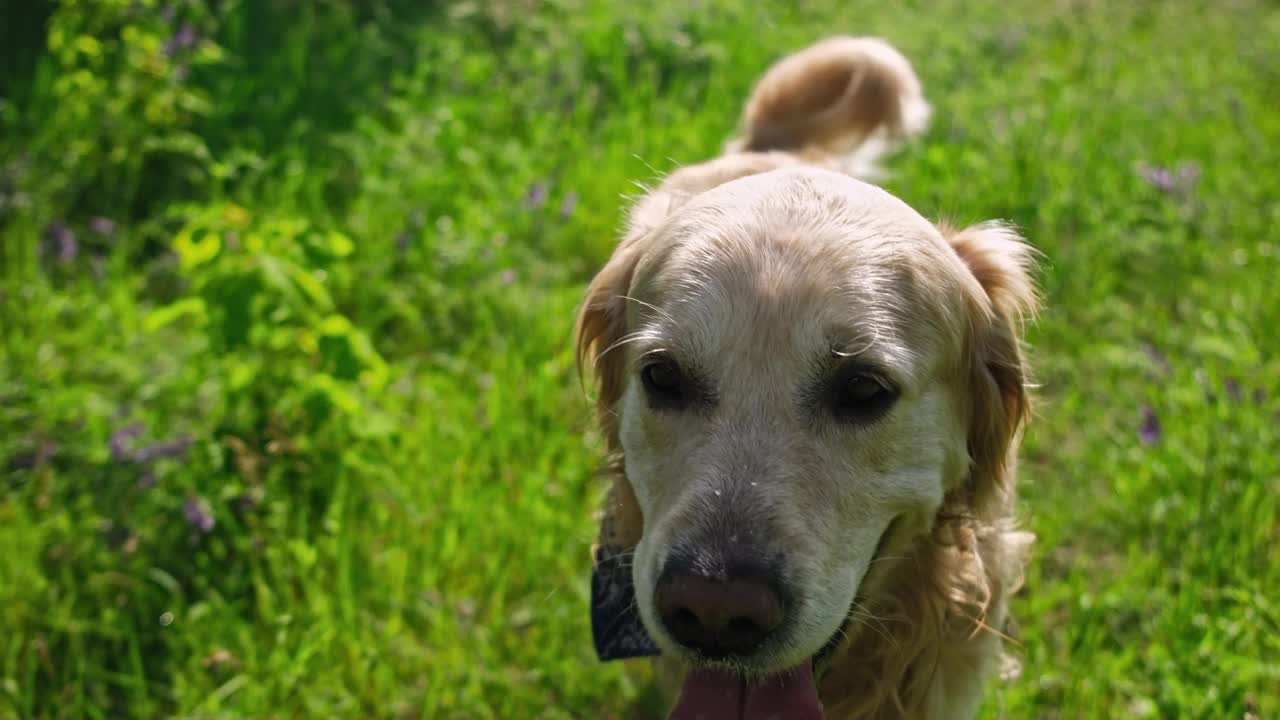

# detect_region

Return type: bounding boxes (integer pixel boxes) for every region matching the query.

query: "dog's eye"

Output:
[832,372,896,422]
[640,359,686,407]
[844,375,884,402]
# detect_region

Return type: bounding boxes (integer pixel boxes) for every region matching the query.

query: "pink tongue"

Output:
[667,664,825,720]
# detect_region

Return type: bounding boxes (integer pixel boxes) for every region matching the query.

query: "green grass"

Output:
[1,0,1278,718]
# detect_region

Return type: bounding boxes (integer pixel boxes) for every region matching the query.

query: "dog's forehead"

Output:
[644,167,946,292]
[670,167,938,241]
[631,168,956,368]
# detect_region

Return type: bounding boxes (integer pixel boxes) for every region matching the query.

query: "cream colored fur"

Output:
[577,36,1038,720]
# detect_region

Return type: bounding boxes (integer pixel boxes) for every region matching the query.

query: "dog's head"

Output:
[577,166,1035,706]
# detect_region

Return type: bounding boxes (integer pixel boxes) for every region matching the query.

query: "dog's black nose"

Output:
[654,559,785,657]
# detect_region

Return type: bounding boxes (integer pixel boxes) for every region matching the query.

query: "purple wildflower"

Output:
[224,231,240,250]
[89,216,116,236]
[110,424,146,462]
[59,235,78,261]
[232,487,263,515]
[1177,162,1201,187]
[1138,405,1161,446]
[44,220,77,262]
[132,435,192,463]
[7,454,33,471]
[1141,341,1170,373]
[1137,164,1175,192]
[163,23,199,57]
[183,495,215,533]
[1136,161,1201,196]
[524,182,549,210]
[1255,388,1267,406]
[110,425,191,464]
[138,468,157,489]
[559,190,578,219]
[396,231,412,254]
[499,269,517,285]
[1224,378,1242,403]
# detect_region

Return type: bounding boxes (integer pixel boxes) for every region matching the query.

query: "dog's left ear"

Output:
[943,221,1039,518]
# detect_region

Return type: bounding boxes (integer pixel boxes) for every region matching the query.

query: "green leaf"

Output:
[327,231,355,257]
[174,229,222,272]
[287,265,334,309]
[142,298,207,332]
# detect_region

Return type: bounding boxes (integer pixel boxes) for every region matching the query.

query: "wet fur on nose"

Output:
[655,551,788,658]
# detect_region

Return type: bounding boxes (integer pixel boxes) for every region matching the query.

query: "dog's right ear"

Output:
[578,240,658,658]
[577,237,650,554]
[575,241,645,450]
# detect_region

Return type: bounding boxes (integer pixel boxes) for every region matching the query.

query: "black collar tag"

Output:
[590,545,661,661]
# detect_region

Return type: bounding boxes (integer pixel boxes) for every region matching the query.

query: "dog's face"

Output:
[580,166,1033,678]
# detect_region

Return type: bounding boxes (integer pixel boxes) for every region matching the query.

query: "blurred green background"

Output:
[1,1,1277,718]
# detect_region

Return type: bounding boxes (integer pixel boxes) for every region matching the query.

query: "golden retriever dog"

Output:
[576,36,1038,720]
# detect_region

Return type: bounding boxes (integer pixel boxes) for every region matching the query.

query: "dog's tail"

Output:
[728,37,931,173]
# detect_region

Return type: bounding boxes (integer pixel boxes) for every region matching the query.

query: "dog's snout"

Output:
[655,558,785,657]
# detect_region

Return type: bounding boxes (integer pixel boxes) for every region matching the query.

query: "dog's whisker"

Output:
[593,330,659,367]
[850,599,899,651]
[867,554,909,565]
[848,615,897,651]
[630,153,663,177]
[962,613,1023,647]
[619,295,678,326]
[848,608,894,640]
[832,335,878,358]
